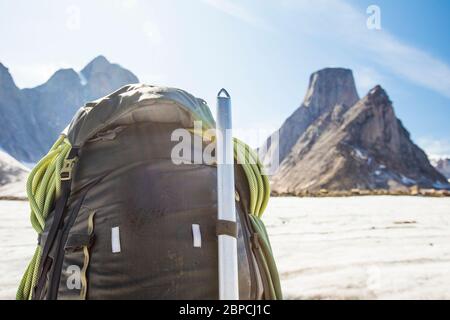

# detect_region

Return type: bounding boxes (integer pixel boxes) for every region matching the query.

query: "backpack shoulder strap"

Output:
[33,147,79,300]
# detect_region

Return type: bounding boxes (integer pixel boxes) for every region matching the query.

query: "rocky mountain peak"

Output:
[39,68,81,91]
[365,85,390,105]
[80,55,111,79]
[304,68,359,113]
[80,55,139,101]
[368,84,384,95]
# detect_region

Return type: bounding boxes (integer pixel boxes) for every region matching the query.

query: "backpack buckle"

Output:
[61,158,78,181]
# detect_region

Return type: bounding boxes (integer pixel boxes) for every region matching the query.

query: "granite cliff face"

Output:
[0,56,138,163]
[265,68,449,194]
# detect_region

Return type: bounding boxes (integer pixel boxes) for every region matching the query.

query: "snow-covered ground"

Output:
[265,196,450,300]
[0,201,35,299]
[1,196,450,300]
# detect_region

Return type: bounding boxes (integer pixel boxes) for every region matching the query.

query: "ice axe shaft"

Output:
[216,88,239,300]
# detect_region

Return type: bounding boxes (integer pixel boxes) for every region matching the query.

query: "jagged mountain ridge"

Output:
[0,56,138,163]
[264,69,449,194]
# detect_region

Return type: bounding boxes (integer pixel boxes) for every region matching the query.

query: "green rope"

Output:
[249,215,282,300]
[234,138,268,217]
[16,135,71,300]
[232,138,282,299]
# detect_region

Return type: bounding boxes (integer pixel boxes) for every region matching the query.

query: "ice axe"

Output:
[216,88,239,300]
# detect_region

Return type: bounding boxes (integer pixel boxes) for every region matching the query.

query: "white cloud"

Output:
[282,0,450,99]
[201,0,271,31]
[417,137,450,159]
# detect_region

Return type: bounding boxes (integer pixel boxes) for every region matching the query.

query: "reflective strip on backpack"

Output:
[111,227,121,253]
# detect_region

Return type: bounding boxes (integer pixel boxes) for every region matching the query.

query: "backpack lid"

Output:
[63,84,215,147]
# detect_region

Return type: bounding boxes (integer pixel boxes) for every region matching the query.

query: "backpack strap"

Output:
[216,220,238,238]
[33,147,79,300]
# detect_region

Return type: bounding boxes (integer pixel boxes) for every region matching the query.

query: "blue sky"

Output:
[0,0,449,157]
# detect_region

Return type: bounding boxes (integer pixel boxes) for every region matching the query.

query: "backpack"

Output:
[17,84,282,300]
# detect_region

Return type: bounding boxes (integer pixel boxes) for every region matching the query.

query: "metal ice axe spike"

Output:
[216,88,239,300]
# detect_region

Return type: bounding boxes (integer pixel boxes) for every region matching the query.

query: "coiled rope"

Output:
[233,138,282,299]
[16,135,71,300]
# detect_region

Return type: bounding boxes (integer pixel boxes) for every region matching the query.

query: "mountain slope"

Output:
[267,69,448,194]
[0,56,139,163]
[0,64,44,162]
[0,149,29,198]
